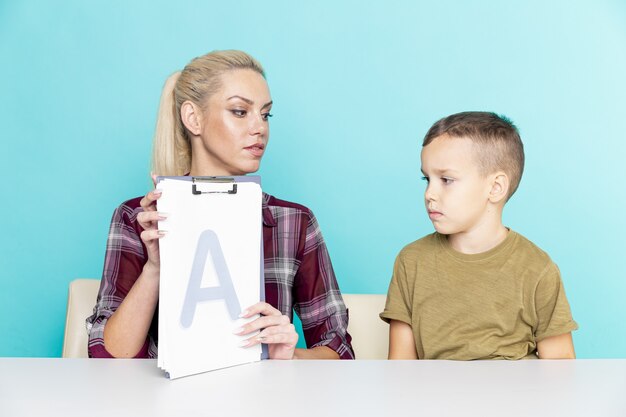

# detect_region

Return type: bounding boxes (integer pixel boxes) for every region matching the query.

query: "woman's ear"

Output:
[489,172,510,204]
[180,100,202,136]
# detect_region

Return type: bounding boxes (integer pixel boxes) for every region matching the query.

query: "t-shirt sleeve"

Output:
[86,203,157,358]
[380,252,412,325]
[534,262,578,341]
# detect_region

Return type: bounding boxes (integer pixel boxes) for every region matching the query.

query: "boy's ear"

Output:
[489,172,509,204]
[180,100,203,136]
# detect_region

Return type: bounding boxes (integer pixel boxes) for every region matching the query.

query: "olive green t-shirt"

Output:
[380,231,578,360]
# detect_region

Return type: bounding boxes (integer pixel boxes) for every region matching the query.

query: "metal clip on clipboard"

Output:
[191,176,238,195]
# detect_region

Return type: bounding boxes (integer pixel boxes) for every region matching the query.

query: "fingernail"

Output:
[257,336,266,342]
[157,230,168,237]
[158,213,169,220]
[238,310,249,318]
[232,327,243,335]
[153,189,163,195]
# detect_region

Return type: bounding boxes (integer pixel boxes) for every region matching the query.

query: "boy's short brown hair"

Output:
[423,111,525,201]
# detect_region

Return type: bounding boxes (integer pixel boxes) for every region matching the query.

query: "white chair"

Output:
[343,294,389,359]
[62,278,100,358]
[61,282,389,360]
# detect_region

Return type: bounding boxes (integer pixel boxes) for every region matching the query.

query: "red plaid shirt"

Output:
[87,193,354,359]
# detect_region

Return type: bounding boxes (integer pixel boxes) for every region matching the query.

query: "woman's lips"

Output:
[244,144,265,158]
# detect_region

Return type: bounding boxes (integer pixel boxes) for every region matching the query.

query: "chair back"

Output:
[343,294,389,359]
[62,284,389,359]
[62,279,100,358]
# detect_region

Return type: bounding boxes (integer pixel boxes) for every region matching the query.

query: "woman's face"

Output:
[190,69,272,176]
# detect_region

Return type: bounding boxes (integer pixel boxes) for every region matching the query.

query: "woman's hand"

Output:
[236,302,298,360]
[103,176,164,357]
[136,175,167,271]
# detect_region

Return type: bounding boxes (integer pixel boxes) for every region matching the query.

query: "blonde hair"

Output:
[151,50,265,176]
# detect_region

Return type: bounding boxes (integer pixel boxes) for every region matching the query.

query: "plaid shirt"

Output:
[87,192,354,359]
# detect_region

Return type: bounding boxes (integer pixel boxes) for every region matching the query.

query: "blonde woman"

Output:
[87,50,354,360]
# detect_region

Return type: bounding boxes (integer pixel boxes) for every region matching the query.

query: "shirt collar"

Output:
[262,192,277,227]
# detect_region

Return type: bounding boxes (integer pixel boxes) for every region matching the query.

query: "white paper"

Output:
[156,177,263,379]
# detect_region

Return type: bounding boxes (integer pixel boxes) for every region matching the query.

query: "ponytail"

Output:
[151,71,191,176]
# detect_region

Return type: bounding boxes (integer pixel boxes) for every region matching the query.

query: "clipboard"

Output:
[155,175,267,379]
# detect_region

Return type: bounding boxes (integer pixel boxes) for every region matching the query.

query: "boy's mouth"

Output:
[428,210,443,220]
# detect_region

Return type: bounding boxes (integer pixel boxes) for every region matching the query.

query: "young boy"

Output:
[380,112,578,360]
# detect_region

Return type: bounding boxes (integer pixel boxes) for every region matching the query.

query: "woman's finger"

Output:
[137,211,168,230]
[242,333,295,348]
[240,302,282,319]
[139,189,162,211]
[140,229,167,244]
[257,332,298,347]
[258,323,297,339]
[240,324,298,347]
[235,314,290,336]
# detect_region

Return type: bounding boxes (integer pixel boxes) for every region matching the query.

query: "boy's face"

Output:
[420,135,494,236]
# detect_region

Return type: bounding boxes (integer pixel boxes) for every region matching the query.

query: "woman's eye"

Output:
[442,177,454,184]
[262,112,273,121]
[231,109,247,117]
[421,176,429,183]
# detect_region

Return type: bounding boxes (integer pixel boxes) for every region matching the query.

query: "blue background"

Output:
[1,0,624,358]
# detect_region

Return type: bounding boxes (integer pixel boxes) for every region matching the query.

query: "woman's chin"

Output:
[239,161,261,175]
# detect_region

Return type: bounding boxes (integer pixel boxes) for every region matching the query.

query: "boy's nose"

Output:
[425,186,436,202]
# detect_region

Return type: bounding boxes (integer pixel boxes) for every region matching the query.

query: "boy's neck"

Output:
[447,222,509,255]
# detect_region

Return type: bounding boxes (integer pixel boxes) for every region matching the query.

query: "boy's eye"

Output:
[442,177,454,185]
[262,112,273,121]
[231,109,247,117]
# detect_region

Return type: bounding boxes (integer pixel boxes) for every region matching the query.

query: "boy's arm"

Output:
[388,320,418,359]
[537,332,576,359]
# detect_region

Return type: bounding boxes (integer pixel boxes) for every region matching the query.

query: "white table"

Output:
[1,358,625,417]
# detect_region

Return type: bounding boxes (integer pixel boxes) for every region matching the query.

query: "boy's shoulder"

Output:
[397,233,441,260]
[507,230,557,273]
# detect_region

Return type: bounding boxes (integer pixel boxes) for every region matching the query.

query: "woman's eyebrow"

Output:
[227,95,253,104]
[227,96,273,109]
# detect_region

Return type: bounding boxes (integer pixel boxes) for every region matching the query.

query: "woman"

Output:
[87,50,353,360]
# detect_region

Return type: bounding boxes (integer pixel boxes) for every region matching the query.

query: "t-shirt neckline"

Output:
[435,229,517,262]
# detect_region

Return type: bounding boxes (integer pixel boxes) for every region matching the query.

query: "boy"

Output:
[380,112,577,360]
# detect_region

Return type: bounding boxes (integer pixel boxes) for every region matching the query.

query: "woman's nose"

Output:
[250,113,266,136]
